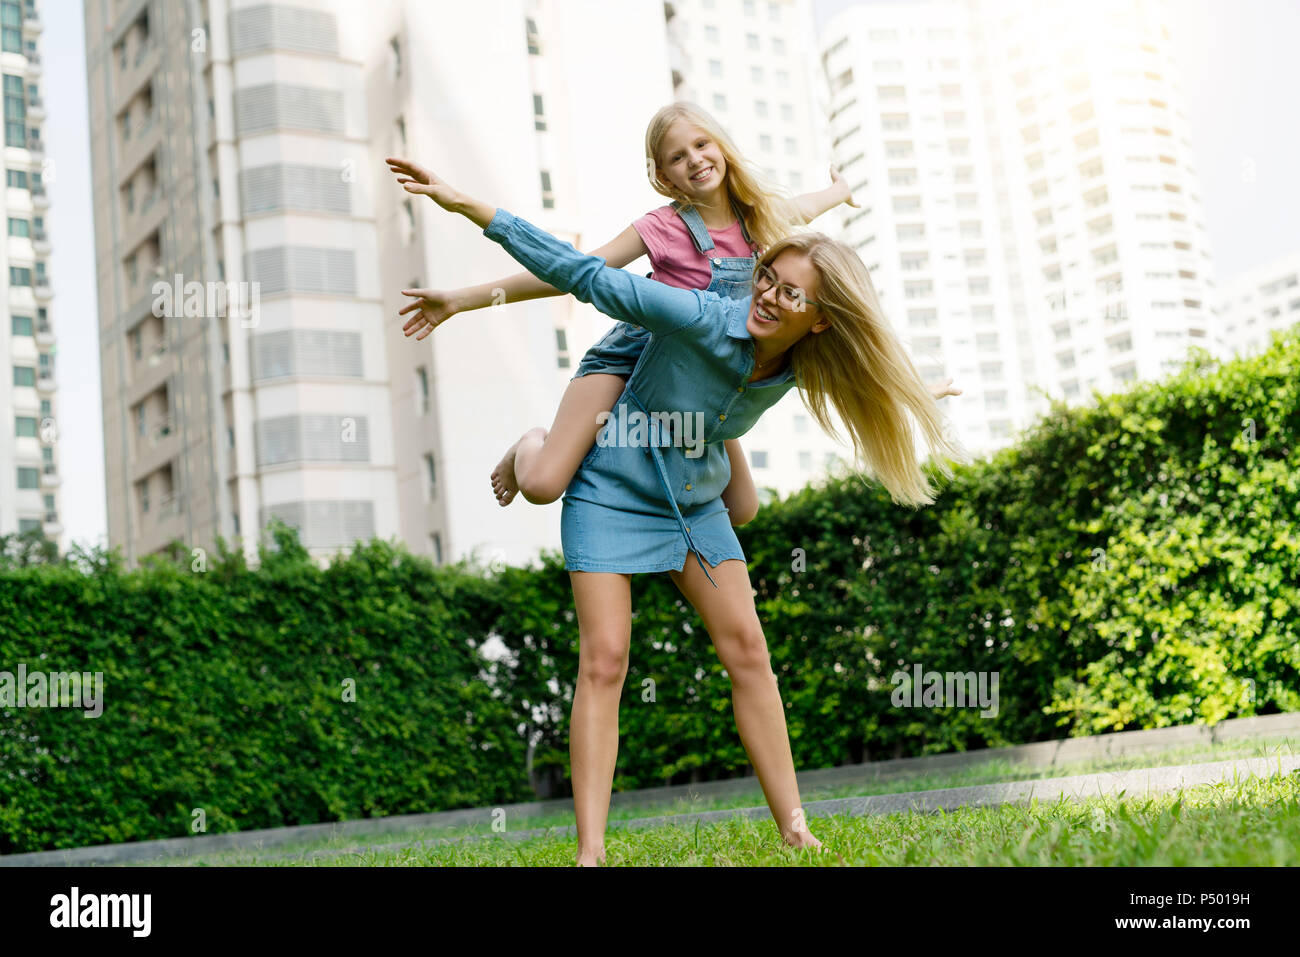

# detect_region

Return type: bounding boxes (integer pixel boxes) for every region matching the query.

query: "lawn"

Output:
[129,734,1299,867]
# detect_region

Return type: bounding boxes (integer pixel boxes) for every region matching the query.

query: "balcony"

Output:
[41,462,60,487]
[30,182,48,208]
[36,371,54,394]
[31,226,49,253]
[43,516,62,536]
[35,317,53,346]
[24,50,40,76]
[26,95,43,121]
[157,492,183,518]
[26,131,43,159]
[34,275,52,300]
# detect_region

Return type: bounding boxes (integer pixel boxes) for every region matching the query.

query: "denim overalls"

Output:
[573,200,759,379]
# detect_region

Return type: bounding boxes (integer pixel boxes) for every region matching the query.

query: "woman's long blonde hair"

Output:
[766,233,973,508]
[645,102,800,250]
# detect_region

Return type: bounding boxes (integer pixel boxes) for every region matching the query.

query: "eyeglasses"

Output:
[752,263,821,310]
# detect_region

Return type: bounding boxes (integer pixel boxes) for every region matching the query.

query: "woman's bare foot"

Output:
[576,847,607,867]
[490,437,524,506]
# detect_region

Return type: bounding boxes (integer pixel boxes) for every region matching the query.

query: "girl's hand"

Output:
[831,164,860,209]
[386,156,463,211]
[929,377,962,400]
[399,288,461,340]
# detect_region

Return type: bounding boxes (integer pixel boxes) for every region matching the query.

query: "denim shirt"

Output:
[483,208,797,578]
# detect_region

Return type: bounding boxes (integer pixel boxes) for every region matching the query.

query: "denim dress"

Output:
[483,209,799,588]
[573,199,758,378]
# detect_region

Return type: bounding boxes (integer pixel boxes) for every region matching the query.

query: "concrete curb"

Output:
[156,753,1300,866]
[3,711,1297,866]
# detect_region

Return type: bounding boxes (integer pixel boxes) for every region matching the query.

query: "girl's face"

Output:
[747,250,832,348]
[654,120,728,201]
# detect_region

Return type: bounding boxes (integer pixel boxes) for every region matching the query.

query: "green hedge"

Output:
[0,527,527,853]
[2,329,1297,853]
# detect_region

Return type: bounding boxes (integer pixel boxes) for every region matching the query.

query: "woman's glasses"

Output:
[752,263,821,310]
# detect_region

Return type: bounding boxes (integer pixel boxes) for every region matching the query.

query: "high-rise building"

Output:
[817,0,1217,457]
[820,2,1030,450]
[969,0,1216,410]
[1216,250,1300,358]
[85,0,668,569]
[0,0,59,546]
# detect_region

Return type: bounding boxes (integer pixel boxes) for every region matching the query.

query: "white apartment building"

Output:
[1216,249,1300,359]
[86,0,670,569]
[969,0,1217,411]
[667,0,857,497]
[817,0,1218,462]
[820,2,1030,452]
[0,0,58,546]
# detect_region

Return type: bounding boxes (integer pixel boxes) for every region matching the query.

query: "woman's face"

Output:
[747,250,832,348]
[654,119,728,200]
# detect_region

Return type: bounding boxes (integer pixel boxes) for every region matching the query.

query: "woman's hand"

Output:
[929,377,962,400]
[384,157,495,227]
[399,288,461,340]
[830,164,860,209]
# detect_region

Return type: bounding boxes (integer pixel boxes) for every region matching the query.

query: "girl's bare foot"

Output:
[490,437,524,506]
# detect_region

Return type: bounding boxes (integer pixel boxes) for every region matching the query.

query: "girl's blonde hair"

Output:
[764,233,973,508]
[645,101,801,250]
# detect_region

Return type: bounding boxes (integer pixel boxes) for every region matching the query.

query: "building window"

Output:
[424,453,437,500]
[525,17,540,55]
[16,415,37,437]
[533,93,546,130]
[3,73,24,148]
[540,170,554,209]
[388,36,402,79]
[13,365,34,387]
[17,466,39,489]
[750,450,768,468]
[555,327,570,369]
[416,365,429,414]
[431,532,443,565]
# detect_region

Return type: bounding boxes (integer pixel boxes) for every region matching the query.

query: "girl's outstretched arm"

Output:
[391,160,707,338]
[793,164,860,224]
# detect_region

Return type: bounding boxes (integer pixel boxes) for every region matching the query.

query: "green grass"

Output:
[131,733,1299,867]
[231,766,1300,866]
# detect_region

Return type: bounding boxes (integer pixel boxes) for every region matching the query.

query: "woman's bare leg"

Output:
[491,374,626,506]
[568,570,633,866]
[667,554,824,852]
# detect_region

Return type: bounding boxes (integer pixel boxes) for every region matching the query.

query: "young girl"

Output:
[390,102,958,525]
[389,163,971,867]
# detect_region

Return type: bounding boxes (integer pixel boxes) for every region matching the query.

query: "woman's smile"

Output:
[688,165,715,184]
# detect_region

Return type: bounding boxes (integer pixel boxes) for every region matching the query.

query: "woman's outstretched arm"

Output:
[391,160,708,338]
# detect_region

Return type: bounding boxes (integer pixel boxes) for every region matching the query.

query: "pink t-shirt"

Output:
[631,205,757,290]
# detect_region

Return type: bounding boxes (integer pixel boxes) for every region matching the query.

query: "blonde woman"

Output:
[391,155,970,866]
[394,102,880,525]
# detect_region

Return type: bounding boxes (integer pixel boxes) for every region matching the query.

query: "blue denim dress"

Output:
[483,209,799,589]
[573,200,758,378]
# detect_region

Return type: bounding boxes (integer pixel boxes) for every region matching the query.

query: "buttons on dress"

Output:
[685,483,692,491]
[737,386,745,393]
[718,413,726,421]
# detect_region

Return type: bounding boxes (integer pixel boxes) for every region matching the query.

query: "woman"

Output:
[392,162,968,865]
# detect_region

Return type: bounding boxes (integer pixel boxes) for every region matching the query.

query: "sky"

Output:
[39,0,1300,554]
